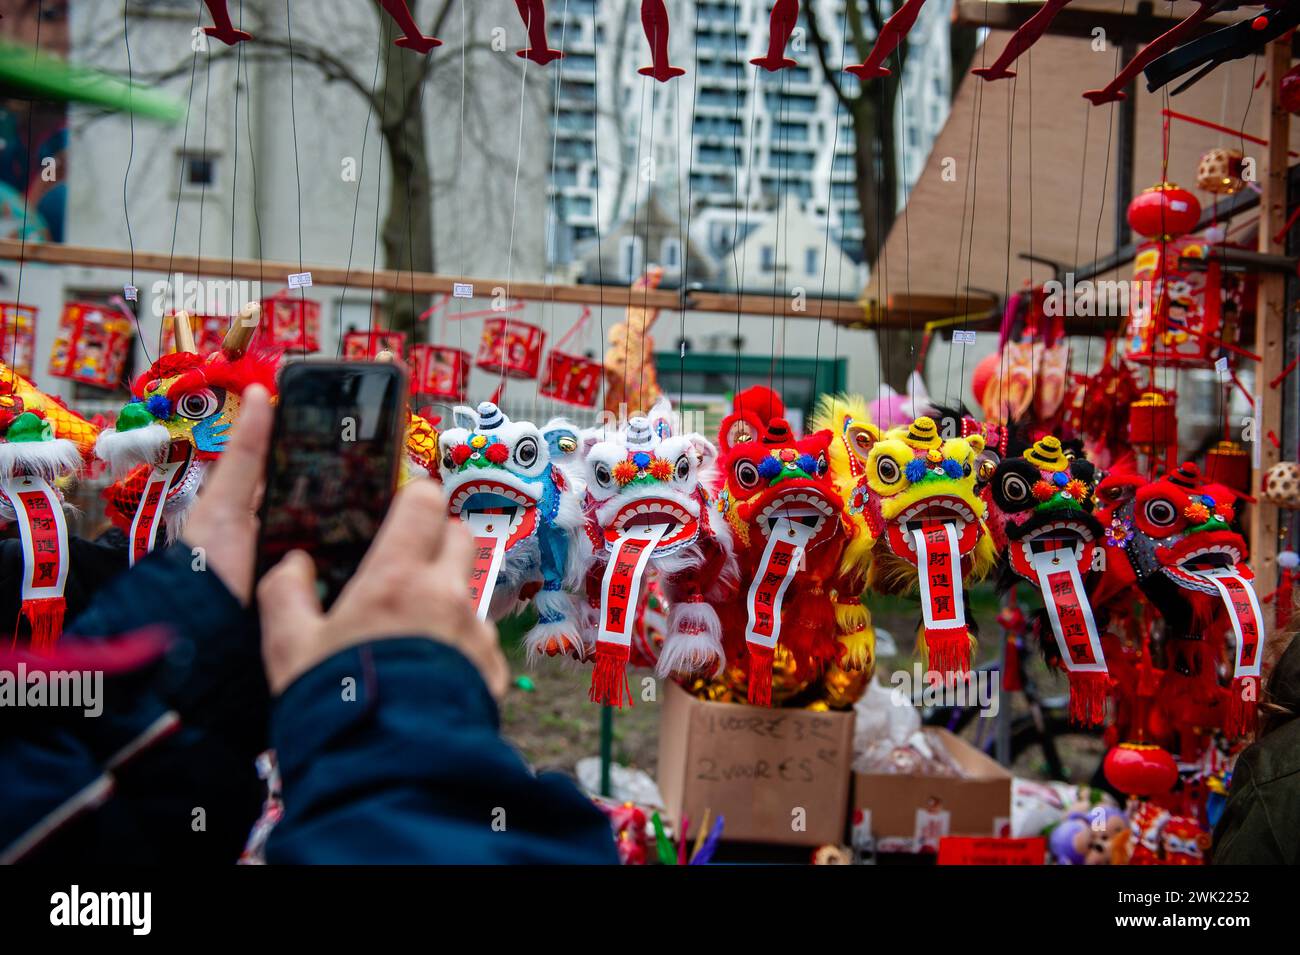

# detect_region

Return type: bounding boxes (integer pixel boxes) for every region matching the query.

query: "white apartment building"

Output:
[546,0,955,277]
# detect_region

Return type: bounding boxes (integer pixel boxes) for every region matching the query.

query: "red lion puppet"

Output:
[1095,461,1264,746]
[714,388,860,705]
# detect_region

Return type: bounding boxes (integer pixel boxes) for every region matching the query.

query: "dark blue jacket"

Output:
[2,545,617,864]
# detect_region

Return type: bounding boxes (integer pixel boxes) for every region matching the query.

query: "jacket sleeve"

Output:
[265,638,619,864]
[1211,759,1286,865]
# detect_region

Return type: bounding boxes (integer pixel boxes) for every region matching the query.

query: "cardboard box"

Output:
[851,727,1012,854]
[657,680,855,847]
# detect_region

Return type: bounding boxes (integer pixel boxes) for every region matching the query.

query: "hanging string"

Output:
[997,77,1018,432]
[119,0,153,367]
[163,2,206,358]
[767,70,788,403]
[676,0,704,412]
[8,0,43,387]
[501,15,534,402]
[455,0,468,359]
[396,34,435,340]
[284,0,308,357]
[590,3,608,436]
[812,1,851,407]
[194,30,214,300]
[626,73,651,411]
[957,4,990,412]
[366,36,391,348]
[333,16,385,357]
[892,44,915,412]
[540,0,572,413]
[733,61,761,399]
[237,0,265,334]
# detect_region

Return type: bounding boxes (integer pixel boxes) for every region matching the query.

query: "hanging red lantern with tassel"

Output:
[476,316,545,380]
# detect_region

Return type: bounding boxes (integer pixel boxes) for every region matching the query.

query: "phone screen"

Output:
[256,362,406,608]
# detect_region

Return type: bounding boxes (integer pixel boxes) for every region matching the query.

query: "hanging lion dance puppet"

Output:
[438,401,586,658]
[823,410,996,675]
[95,309,279,563]
[580,397,738,706]
[1095,461,1264,740]
[714,387,867,705]
[0,366,111,647]
[988,435,1110,725]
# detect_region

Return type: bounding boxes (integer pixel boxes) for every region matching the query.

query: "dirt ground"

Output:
[498,584,1108,789]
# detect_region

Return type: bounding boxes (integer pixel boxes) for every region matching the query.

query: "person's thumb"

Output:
[258,550,324,694]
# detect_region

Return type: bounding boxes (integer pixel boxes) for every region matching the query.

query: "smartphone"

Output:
[256,361,407,609]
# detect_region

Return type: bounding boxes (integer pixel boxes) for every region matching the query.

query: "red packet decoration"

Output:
[47,302,134,390]
[476,317,545,380]
[512,0,564,66]
[465,511,511,621]
[408,344,470,402]
[0,404,85,649]
[592,524,667,707]
[988,436,1109,725]
[1195,569,1264,738]
[581,397,738,703]
[0,302,37,378]
[836,415,995,676]
[439,402,586,657]
[715,401,863,705]
[638,0,686,82]
[96,309,281,556]
[845,0,927,80]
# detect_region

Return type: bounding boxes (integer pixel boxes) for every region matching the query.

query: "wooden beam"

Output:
[1248,38,1291,595]
[0,239,876,327]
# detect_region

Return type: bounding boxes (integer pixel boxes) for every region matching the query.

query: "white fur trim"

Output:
[656,601,725,679]
[95,424,170,476]
[0,438,83,482]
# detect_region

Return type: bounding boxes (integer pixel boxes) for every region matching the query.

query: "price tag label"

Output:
[1215,356,1229,381]
[288,271,313,289]
[123,285,138,302]
[453,283,474,299]
[953,329,976,345]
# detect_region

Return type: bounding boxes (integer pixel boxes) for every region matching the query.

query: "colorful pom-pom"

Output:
[613,460,639,485]
[758,456,782,480]
[485,442,509,464]
[941,458,964,479]
[1032,479,1056,502]
[146,394,173,420]
[904,458,928,483]
[796,453,817,474]
[451,444,473,467]
[1184,501,1210,524]
[649,457,673,481]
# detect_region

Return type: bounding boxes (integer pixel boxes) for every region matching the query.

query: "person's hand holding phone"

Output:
[258,481,510,700]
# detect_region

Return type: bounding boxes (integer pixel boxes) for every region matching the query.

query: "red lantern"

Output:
[160,312,227,355]
[409,343,470,402]
[0,302,37,378]
[1103,741,1178,797]
[47,302,134,389]
[539,350,603,408]
[343,329,407,360]
[1127,182,1201,240]
[475,317,544,380]
[1205,440,1251,494]
[1128,391,1178,447]
[258,292,320,352]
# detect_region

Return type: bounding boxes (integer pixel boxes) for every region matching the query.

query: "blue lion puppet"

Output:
[438,401,587,658]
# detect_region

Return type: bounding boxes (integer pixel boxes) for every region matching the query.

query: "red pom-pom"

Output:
[485,442,509,464]
[451,445,473,467]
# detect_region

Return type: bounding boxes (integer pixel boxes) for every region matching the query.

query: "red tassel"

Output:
[588,641,631,708]
[1002,635,1023,692]
[924,626,970,677]
[1226,675,1258,738]
[1068,671,1109,727]
[747,644,774,707]
[22,597,65,653]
